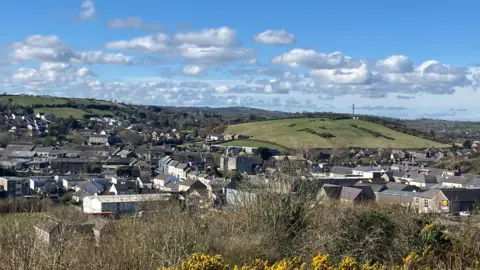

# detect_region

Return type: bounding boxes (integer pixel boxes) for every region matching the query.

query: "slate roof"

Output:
[354,183,387,193]
[176,163,189,170]
[180,179,198,187]
[33,146,53,153]
[320,184,342,199]
[412,174,438,184]
[330,166,352,175]
[440,188,480,202]
[340,187,364,201]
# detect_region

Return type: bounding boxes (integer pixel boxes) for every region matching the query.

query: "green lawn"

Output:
[224,118,448,149]
[219,139,288,152]
[0,96,69,106]
[34,107,87,119]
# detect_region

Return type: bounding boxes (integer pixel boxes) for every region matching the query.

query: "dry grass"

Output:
[0,185,479,269]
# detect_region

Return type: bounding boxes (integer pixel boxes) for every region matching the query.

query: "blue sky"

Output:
[1,0,480,120]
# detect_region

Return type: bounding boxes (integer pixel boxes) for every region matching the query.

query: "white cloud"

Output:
[10,35,133,65]
[177,44,254,63]
[182,65,206,76]
[79,0,96,21]
[76,51,133,65]
[244,58,257,65]
[106,17,165,31]
[10,35,74,62]
[271,49,356,69]
[175,26,238,47]
[105,33,169,53]
[215,85,230,93]
[254,29,295,45]
[376,55,413,73]
[309,63,372,84]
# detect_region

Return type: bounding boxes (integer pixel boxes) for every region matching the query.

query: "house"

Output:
[168,162,190,179]
[102,156,137,175]
[340,186,376,204]
[329,166,354,178]
[219,156,262,174]
[206,134,224,142]
[29,176,58,195]
[413,188,480,214]
[409,174,438,188]
[72,180,110,202]
[0,177,29,197]
[32,146,53,160]
[152,173,178,189]
[82,194,171,214]
[51,157,101,174]
[108,182,137,195]
[88,134,109,145]
[178,179,208,192]
[131,160,151,178]
[384,182,422,192]
[351,166,385,179]
[157,155,173,174]
[115,149,138,159]
[136,176,153,189]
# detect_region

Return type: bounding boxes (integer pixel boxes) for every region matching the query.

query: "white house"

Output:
[168,162,189,179]
[82,194,170,214]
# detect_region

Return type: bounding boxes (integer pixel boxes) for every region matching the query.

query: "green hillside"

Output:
[0,95,122,118]
[224,118,447,149]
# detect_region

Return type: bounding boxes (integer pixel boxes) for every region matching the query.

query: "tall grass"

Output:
[0,182,479,269]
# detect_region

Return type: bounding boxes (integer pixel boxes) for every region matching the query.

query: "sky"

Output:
[1,0,480,120]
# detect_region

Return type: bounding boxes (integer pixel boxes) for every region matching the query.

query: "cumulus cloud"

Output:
[309,63,372,84]
[10,35,133,65]
[78,0,96,21]
[254,29,295,45]
[105,33,169,53]
[271,49,356,69]
[76,51,132,65]
[175,26,238,47]
[376,55,413,73]
[106,17,165,31]
[177,44,254,63]
[182,65,207,76]
[215,85,230,93]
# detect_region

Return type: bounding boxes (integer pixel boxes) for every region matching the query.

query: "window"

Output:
[424,199,429,207]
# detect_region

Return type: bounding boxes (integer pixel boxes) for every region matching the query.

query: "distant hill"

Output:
[224,118,448,149]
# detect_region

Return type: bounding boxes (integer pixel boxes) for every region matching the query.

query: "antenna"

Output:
[351,104,355,119]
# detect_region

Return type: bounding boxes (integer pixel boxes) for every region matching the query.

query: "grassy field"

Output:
[224,118,448,149]
[218,139,289,152]
[34,107,87,118]
[0,95,117,107]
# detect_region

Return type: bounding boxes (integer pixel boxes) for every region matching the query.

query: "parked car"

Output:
[459,211,471,217]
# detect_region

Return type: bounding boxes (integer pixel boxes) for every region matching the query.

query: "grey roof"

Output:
[116,150,132,156]
[188,171,200,177]
[9,151,36,158]
[353,166,380,172]
[354,183,387,193]
[412,174,438,184]
[378,190,418,197]
[340,187,363,201]
[330,166,352,175]
[180,179,198,187]
[4,144,34,154]
[414,189,441,199]
[168,161,179,167]
[321,184,342,198]
[392,171,406,178]
[176,163,189,170]
[159,155,172,162]
[155,173,170,181]
[385,182,420,192]
[33,146,53,153]
[441,188,480,202]
[441,176,473,185]
[113,182,136,192]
